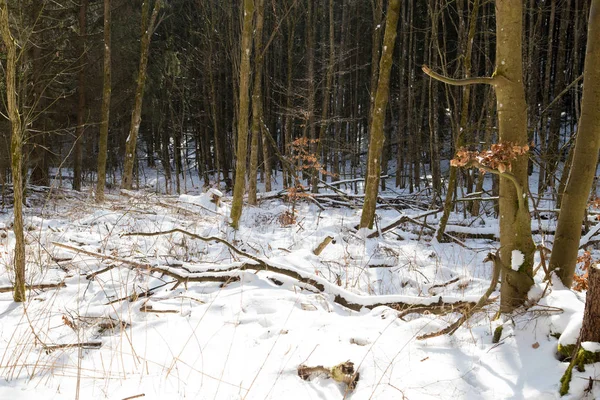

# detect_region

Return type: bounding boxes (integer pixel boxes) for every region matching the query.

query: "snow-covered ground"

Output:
[0,175,597,399]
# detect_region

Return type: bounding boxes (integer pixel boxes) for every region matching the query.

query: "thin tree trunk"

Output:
[122,0,162,190]
[230,0,255,229]
[0,0,26,302]
[360,0,401,229]
[312,0,335,192]
[248,0,265,205]
[73,0,88,191]
[96,0,111,203]
[545,0,571,192]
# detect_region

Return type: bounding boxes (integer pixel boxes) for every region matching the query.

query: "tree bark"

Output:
[423,0,535,312]
[230,0,255,229]
[495,0,535,312]
[73,0,88,191]
[360,0,401,229]
[0,0,26,302]
[121,0,162,190]
[95,0,111,203]
[312,0,335,193]
[248,0,265,205]
[580,265,600,343]
[550,0,600,288]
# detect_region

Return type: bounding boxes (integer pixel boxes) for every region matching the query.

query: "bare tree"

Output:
[96,0,112,203]
[230,0,255,229]
[550,0,600,288]
[122,0,162,190]
[360,0,401,229]
[0,0,26,302]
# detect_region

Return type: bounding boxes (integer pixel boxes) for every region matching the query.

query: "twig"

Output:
[122,394,145,400]
[44,342,102,353]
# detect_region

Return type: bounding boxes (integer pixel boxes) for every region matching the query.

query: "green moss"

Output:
[557,343,577,361]
[492,326,503,344]
[559,348,600,396]
[559,363,573,396]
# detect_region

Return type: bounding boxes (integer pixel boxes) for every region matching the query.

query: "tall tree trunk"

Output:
[435,0,480,241]
[544,0,571,192]
[248,0,265,205]
[96,0,111,203]
[369,0,383,119]
[495,0,535,312]
[0,0,26,302]
[73,0,88,191]
[230,0,255,229]
[360,0,401,229]
[312,0,335,192]
[122,0,162,190]
[305,0,317,189]
[283,3,296,188]
[550,0,600,288]
[537,0,556,194]
[424,0,534,312]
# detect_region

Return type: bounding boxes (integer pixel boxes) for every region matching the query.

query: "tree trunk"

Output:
[423,0,534,312]
[0,0,26,302]
[545,0,571,192]
[312,0,335,192]
[96,0,111,203]
[550,0,600,288]
[73,0,88,191]
[495,0,535,312]
[436,0,480,241]
[580,265,600,343]
[230,0,255,229]
[360,0,401,229]
[122,0,162,190]
[248,0,265,205]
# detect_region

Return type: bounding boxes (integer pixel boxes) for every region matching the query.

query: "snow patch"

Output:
[511,249,524,270]
[582,342,600,353]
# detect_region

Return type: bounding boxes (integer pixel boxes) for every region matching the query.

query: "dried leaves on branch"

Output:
[451,142,531,174]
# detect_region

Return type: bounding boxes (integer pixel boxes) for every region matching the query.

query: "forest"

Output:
[0,0,599,398]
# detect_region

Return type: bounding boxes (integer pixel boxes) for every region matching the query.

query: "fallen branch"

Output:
[417,252,501,340]
[427,277,461,295]
[0,282,66,293]
[54,234,482,314]
[313,236,334,255]
[53,242,241,287]
[44,342,102,353]
[368,208,442,238]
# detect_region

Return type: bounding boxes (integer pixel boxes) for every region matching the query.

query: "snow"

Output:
[582,342,600,353]
[0,170,597,399]
[511,249,524,270]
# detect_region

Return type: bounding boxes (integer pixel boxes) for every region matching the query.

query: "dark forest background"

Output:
[0,0,588,199]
